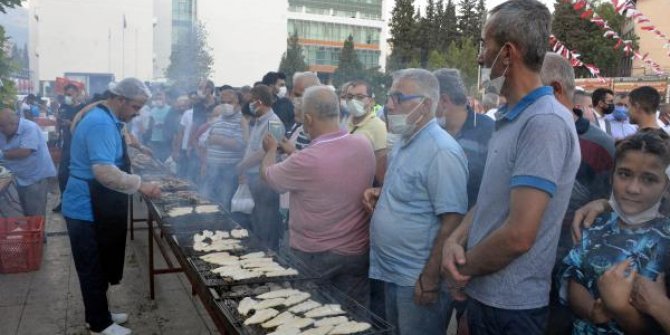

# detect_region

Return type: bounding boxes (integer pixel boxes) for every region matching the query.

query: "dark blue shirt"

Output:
[446,106,495,208]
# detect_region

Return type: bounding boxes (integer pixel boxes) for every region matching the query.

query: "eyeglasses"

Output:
[345,94,369,101]
[386,92,425,105]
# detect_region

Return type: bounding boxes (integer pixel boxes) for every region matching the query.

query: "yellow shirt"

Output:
[347,111,387,151]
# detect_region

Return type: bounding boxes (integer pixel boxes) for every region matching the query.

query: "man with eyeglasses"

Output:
[363,68,468,335]
[345,80,387,183]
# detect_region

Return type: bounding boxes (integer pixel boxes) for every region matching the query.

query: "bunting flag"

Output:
[549,34,607,82]
[562,0,665,75]
[612,0,670,57]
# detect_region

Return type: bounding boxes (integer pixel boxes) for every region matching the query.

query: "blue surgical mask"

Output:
[613,106,628,121]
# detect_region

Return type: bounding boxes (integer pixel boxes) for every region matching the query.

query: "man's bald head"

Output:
[303,86,339,121]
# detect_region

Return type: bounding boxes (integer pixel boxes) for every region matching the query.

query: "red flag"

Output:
[580,9,594,19]
[614,39,623,49]
[573,0,586,11]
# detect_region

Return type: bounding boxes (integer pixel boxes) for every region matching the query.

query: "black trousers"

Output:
[66,217,114,332]
[468,299,549,335]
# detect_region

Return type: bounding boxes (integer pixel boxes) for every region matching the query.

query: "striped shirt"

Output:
[287,123,311,151]
[206,113,244,165]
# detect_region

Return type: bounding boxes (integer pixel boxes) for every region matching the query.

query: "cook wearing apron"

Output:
[62,78,160,335]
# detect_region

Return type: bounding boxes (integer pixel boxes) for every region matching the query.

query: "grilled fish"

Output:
[313,316,348,328]
[282,292,311,307]
[265,268,299,277]
[298,325,334,335]
[277,317,314,330]
[240,251,266,259]
[304,305,345,318]
[261,311,296,328]
[257,289,301,300]
[237,297,258,316]
[268,327,301,335]
[254,297,286,310]
[244,308,279,325]
[230,228,249,239]
[328,321,372,334]
[289,300,321,314]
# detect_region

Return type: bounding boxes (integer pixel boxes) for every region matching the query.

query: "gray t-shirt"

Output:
[465,86,581,310]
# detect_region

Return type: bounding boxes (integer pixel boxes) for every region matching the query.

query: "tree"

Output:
[439,0,459,52]
[0,0,20,14]
[444,37,479,94]
[0,26,17,107]
[279,30,308,87]
[426,49,447,70]
[552,0,633,77]
[387,0,416,70]
[458,0,480,43]
[475,0,487,35]
[165,22,213,94]
[333,35,365,88]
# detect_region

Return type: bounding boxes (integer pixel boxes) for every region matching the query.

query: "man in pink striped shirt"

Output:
[261,85,376,306]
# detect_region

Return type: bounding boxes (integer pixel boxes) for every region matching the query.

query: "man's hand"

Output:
[590,298,612,324]
[572,198,610,243]
[139,182,161,198]
[441,239,471,295]
[139,145,154,157]
[631,273,669,316]
[414,272,440,305]
[278,137,296,155]
[262,133,278,153]
[597,259,635,314]
[362,188,381,213]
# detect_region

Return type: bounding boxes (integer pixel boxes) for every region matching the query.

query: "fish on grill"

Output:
[304,305,345,318]
[282,292,310,307]
[244,308,279,325]
[257,289,301,300]
[237,297,258,316]
[289,300,321,314]
[261,311,296,328]
[313,316,348,328]
[297,325,334,335]
[276,317,314,330]
[328,321,372,334]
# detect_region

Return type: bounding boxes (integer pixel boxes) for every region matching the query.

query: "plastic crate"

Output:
[0,216,45,274]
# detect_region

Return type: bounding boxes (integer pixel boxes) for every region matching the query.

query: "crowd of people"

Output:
[2,0,670,334]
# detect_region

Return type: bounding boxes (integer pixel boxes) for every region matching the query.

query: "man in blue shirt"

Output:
[442,1,580,334]
[0,108,56,216]
[363,68,468,335]
[434,68,495,209]
[63,78,160,335]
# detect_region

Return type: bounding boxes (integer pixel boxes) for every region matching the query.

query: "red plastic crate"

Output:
[0,217,45,274]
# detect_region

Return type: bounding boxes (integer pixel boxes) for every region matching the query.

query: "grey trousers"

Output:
[291,248,370,307]
[17,178,49,217]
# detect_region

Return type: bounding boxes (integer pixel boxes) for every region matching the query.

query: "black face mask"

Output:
[603,103,615,115]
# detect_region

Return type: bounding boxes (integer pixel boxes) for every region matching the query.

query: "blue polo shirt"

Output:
[0,118,56,186]
[447,106,495,208]
[62,106,125,221]
[369,119,469,286]
[465,86,581,309]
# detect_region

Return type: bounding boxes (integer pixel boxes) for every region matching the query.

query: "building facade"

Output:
[631,0,670,76]
[287,0,385,82]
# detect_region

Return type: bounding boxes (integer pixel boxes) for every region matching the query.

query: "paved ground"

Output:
[0,189,216,335]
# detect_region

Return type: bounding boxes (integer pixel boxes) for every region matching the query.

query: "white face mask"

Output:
[64,96,74,106]
[481,46,509,95]
[608,194,663,226]
[277,86,287,98]
[347,99,367,118]
[221,104,236,117]
[437,116,447,128]
[386,133,402,150]
[387,98,425,137]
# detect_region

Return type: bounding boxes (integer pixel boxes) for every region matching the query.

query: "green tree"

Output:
[0,0,20,13]
[444,37,479,94]
[426,49,447,70]
[475,0,487,35]
[387,0,417,70]
[166,22,213,94]
[458,0,480,43]
[0,26,17,107]
[333,35,365,88]
[552,0,634,77]
[279,30,308,87]
[439,0,459,51]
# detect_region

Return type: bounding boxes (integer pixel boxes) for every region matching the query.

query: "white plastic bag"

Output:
[231,183,254,214]
[164,156,177,174]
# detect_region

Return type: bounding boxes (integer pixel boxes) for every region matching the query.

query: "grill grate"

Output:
[214,281,393,335]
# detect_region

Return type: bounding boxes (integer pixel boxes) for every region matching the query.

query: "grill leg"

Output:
[148,210,155,300]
